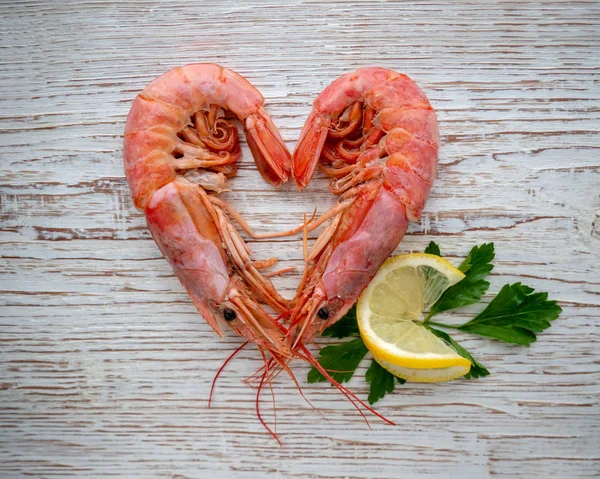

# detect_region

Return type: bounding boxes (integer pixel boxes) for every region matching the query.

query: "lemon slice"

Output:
[357,253,471,382]
[374,357,472,383]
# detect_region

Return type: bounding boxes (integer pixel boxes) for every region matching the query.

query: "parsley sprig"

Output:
[427,282,562,346]
[425,242,495,320]
[307,338,367,384]
[308,241,562,405]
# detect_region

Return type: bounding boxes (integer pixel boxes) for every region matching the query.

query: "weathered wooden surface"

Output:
[1,1,599,477]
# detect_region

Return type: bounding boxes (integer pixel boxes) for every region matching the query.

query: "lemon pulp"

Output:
[357,253,471,382]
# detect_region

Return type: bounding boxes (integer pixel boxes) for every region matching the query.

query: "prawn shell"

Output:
[126,152,176,210]
[363,75,430,111]
[143,67,207,113]
[376,106,439,146]
[124,95,188,135]
[384,129,438,184]
[321,187,408,300]
[384,158,431,221]
[223,68,265,118]
[123,128,177,175]
[145,181,229,336]
[314,67,396,113]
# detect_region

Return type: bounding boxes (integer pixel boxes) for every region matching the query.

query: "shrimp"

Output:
[122,64,400,440]
[123,63,296,359]
[289,67,439,347]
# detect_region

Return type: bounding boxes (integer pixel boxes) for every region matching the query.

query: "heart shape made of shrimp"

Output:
[123,63,439,361]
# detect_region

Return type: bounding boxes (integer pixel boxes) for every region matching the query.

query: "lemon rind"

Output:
[375,357,471,383]
[360,320,472,369]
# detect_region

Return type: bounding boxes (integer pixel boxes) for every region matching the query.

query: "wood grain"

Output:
[1,1,599,477]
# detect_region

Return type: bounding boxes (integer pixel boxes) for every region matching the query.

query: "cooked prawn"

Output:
[123,63,296,358]
[290,67,439,347]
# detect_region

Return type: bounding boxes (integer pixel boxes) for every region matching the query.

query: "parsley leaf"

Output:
[307,338,368,384]
[424,241,441,256]
[321,305,359,338]
[365,360,401,404]
[427,243,495,317]
[427,327,489,379]
[457,282,562,346]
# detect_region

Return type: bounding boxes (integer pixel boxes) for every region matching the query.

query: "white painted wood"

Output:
[1,1,599,477]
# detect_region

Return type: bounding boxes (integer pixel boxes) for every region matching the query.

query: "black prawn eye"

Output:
[317,307,329,320]
[223,308,237,321]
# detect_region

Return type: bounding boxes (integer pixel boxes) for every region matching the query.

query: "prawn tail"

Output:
[292,110,331,190]
[245,107,292,186]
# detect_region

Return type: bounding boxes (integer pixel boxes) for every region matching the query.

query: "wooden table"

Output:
[1,1,599,477]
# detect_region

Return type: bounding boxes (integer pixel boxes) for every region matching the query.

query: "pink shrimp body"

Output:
[290,67,439,345]
[123,63,292,355]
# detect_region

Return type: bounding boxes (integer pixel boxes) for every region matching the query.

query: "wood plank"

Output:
[1,1,599,477]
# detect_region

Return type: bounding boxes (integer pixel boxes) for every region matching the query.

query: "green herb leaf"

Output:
[428,243,495,317]
[457,282,562,346]
[425,241,441,256]
[365,360,396,404]
[307,338,368,384]
[458,243,495,275]
[321,305,359,338]
[427,327,490,379]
